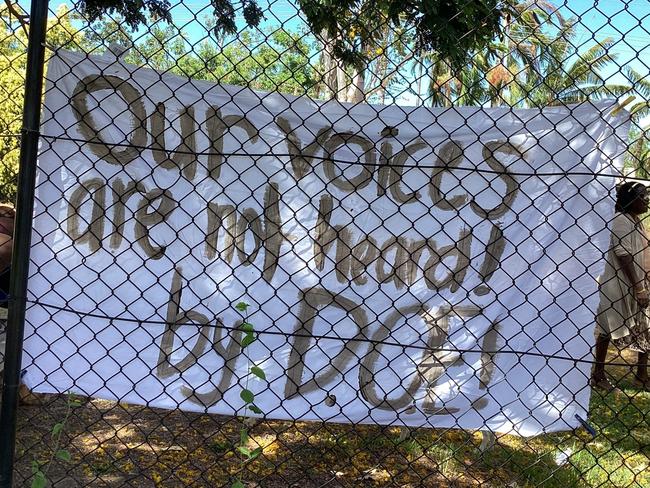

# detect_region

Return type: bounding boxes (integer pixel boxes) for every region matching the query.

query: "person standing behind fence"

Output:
[0,203,15,378]
[593,182,650,392]
[0,204,39,405]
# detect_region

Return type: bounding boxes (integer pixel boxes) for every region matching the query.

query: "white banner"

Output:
[23,50,629,436]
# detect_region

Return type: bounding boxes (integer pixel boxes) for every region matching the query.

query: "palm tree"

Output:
[488,0,567,106]
[415,0,567,108]
[618,68,650,178]
[422,55,461,107]
[414,0,568,107]
[509,22,631,107]
[415,1,628,111]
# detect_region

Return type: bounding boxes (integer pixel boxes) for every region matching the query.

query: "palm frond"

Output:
[560,84,632,103]
[624,67,650,99]
[567,39,618,81]
[630,101,650,121]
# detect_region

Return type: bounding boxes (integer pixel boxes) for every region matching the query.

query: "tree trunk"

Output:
[318,31,369,103]
[336,63,348,101]
[347,69,365,103]
[319,31,340,100]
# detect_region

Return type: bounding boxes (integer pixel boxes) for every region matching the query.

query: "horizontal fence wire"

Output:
[20,131,648,177]
[2,1,650,488]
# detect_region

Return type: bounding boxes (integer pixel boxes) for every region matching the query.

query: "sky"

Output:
[558,1,650,83]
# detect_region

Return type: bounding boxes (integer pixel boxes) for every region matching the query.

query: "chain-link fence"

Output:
[2,1,650,487]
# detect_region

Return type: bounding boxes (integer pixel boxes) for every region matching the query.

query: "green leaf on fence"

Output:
[240,389,255,404]
[235,302,249,312]
[30,461,40,475]
[248,404,263,414]
[237,445,251,457]
[240,428,249,445]
[231,480,245,488]
[67,393,82,407]
[56,449,71,461]
[250,446,263,460]
[250,366,266,380]
[240,322,254,333]
[241,332,256,348]
[51,422,64,437]
[31,471,46,488]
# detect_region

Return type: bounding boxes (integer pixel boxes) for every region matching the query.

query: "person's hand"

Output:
[635,286,650,308]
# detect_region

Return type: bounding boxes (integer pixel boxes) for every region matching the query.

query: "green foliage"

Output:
[78,0,173,29]
[241,332,256,348]
[0,7,26,203]
[209,439,233,454]
[0,4,90,203]
[240,388,255,404]
[300,0,509,68]
[211,0,264,37]
[78,0,509,67]
[79,0,264,40]
[55,449,72,461]
[231,301,266,488]
[248,404,262,414]
[621,70,650,177]
[30,393,80,488]
[80,15,323,96]
[250,366,265,380]
[240,322,254,333]
[0,3,636,187]
[0,6,322,202]
[422,5,628,110]
[510,22,631,108]
[30,470,46,488]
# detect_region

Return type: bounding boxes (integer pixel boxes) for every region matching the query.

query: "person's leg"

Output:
[592,333,610,383]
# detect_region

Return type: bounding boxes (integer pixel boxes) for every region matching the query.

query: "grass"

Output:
[9,348,650,487]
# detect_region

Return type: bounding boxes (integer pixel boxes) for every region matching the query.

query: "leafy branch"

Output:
[231,301,266,488]
[31,393,82,488]
[76,0,510,67]
[3,0,29,37]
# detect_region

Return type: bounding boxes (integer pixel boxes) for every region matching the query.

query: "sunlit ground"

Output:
[9,348,649,488]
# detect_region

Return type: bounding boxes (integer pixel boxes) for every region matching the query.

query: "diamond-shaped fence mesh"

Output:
[2,0,650,487]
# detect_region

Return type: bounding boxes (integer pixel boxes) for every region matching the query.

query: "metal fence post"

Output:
[0,0,50,486]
